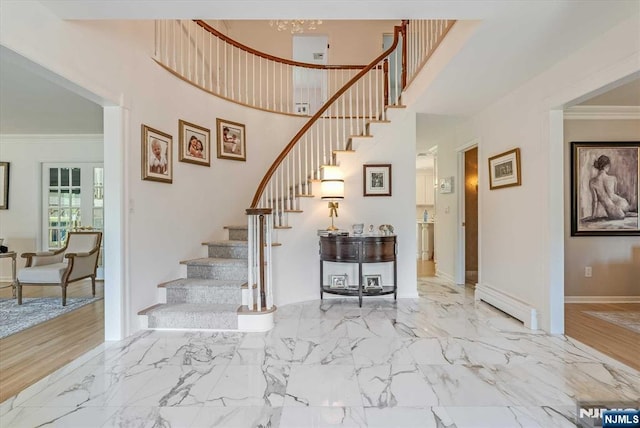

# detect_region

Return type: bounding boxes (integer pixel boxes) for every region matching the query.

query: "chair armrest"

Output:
[65,252,91,258]
[22,251,65,267]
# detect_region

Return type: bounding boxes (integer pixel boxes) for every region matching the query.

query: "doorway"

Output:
[42,163,104,279]
[464,148,478,285]
[292,35,328,115]
[456,141,479,285]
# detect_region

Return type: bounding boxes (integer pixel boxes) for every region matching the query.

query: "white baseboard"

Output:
[565,295,640,304]
[436,270,455,283]
[475,283,538,330]
[238,310,274,332]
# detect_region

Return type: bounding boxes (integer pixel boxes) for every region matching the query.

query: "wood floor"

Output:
[565,302,640,371]
[0,280,104,403]
[417,258,436,277]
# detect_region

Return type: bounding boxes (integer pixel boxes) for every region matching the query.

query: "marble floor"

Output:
[1,277,639,427]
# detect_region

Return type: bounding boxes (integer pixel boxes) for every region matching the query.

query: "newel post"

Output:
[246,208,272,311]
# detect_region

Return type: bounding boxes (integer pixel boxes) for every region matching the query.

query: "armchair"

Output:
[16,232,102,306]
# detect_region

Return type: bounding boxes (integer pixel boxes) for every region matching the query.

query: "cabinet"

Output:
[319,235,397,307]
[416,170,434,205]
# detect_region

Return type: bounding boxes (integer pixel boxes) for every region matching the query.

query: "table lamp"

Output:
[321,166,344,231]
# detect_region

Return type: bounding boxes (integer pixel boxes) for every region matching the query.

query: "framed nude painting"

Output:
[570,141,639,236]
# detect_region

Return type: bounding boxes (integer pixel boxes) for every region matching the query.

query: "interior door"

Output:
[293,34,328,115]
[42,163,104,279]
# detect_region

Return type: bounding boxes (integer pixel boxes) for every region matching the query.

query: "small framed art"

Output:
[488,148,521,190]
[363,274,383,290]
[217,118,246,161]
[141,124,173,183]
[363,164,392,196]
[329,274,348,289]
[179,120,210,166]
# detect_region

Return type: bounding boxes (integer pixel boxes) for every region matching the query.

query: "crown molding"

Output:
[564,106,640,120]
[0,134,103,144]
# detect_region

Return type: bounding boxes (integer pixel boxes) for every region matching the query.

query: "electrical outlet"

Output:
[585,266,592,277]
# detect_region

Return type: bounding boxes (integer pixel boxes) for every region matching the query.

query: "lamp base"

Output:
[326,225,339,231]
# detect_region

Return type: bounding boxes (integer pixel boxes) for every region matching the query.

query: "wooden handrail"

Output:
[195,20,369,70]
[250,21,407,208]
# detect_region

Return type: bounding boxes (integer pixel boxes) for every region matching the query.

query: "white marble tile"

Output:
[102,406,201,427]
[190,406,282,427]
[293,337,354,365]
[298,318,349,338]
[346,318,399,338]
[363,407,442,428]
[231,335,296,365]
[351,337,415,367]
[494,361,640,405]
[18,363,158,408]
[206,364,289,407]
[357,364,436,407]
[285,365,363,407]
[4,278,639,427]
[433,406,577,428]
[408,337,530,366]
[417,364,520,406]
[280,406,367,427]
[127,364,227,407]
[0,405,118,427]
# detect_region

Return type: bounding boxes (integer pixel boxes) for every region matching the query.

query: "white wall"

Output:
[0,135,103,279]
[273,108,418,306]
[1,1,306,335]
[564,118,640,298]
[425,15,640,332]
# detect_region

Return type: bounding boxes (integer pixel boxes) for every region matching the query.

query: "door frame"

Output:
[455,138,481,285]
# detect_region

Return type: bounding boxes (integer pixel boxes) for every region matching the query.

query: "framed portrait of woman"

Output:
[570,141,640,236]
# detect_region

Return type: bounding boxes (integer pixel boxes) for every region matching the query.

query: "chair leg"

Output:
[62,285,67,306]
[92,276,96,297]
[17,281,22,305]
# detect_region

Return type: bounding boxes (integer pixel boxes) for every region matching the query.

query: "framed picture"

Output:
[570,141,639,236]
[363,164,392,196]
[0,162,9,210]
[488,148,521,190]
[179,120,210,166]
[329,274,348,289]
[295,102,310,115]
[439,176,454,194]
[217,118,246,161]
[363,274,383,290]
[141,124,172,183]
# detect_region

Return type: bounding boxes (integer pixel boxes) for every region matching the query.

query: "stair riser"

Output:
[207,245,248,259]
[166,286,242,305]
[228,229,248,241]
[147,312,238,329]
[187,264,246,281]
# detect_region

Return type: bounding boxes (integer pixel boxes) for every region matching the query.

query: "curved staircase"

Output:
[140,18,455,332]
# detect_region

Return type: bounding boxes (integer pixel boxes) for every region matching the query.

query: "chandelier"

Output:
[269,20,323,34]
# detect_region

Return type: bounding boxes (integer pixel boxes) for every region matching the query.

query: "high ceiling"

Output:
[0,0,637,135]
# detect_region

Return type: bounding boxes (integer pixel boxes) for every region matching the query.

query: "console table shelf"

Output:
[319,235,397,307]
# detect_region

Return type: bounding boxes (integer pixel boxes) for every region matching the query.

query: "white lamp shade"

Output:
[321,179,344,200]
[321,165,342,180]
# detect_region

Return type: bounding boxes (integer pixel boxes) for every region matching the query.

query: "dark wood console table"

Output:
[319,235,397,307]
